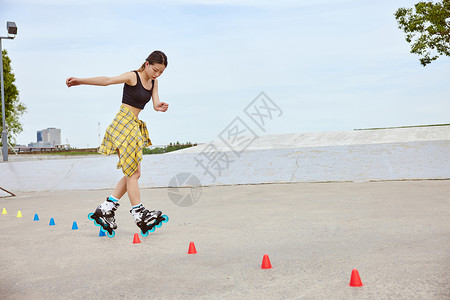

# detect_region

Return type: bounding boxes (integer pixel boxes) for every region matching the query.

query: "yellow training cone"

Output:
[2,208,6,215]
[16,210,23,218]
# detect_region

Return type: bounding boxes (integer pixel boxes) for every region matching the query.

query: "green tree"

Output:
[394,0,450,66]
[1,49,26,145]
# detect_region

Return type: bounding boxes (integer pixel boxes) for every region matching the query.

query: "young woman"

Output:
[66,50,169,236]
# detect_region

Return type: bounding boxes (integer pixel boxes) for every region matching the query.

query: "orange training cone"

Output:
[188,242,197,254]
[349,269,363,287]
[133,233,141,244]
[261,254,272,269]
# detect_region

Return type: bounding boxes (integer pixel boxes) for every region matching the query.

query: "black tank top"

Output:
[122,71,154,109]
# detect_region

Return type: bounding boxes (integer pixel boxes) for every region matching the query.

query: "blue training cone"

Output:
[72,221,78,230]
[99,228,106,237]
[49,218,55,226]
[33,213,39,221]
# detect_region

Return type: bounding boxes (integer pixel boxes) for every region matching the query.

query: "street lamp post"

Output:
[1,21,18,162]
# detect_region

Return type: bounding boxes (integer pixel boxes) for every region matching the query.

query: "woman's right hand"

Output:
[66,77,81,87]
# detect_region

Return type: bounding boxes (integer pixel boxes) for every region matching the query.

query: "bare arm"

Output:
[152,79,169,112]
[66,72,135,87]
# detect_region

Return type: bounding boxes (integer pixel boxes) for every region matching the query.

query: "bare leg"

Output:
[126,163,141,206]
[111,149,127,199]
[112,176,127,199]
[110,149,142,206]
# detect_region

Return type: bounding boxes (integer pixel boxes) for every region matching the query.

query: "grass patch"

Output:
[143,142,197,155]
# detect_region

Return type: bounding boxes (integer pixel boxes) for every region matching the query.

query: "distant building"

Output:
[40,128,61,146]
[37,131,42,142]
[22,128,62,151]
[28,141,54,148]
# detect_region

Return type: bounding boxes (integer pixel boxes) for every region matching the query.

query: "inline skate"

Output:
[88,198,120,238]
[131,204,169,237]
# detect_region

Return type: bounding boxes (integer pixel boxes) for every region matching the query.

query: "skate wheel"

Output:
[162,215,169,223]
[106,230,115,238]
[155,222,162,228]
[140,230,149,237]
[93,220,101,227]
[88,213,94,221]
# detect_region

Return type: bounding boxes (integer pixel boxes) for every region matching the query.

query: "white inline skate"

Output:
[130,204,169,237]
[88,198,120,238]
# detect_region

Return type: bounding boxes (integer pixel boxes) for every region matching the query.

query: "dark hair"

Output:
[137,50,168,71]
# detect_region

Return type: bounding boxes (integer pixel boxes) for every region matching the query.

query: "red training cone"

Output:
[349,269,363,287]
[133,233,141,244]
[188,242,197,254]
[261,254,272,269]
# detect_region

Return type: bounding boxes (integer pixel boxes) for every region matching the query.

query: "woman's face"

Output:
[146,62,166,80]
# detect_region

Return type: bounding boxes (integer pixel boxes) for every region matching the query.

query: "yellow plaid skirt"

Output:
[98,105,152,177]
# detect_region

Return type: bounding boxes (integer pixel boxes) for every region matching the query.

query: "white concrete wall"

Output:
[1,127,449,193]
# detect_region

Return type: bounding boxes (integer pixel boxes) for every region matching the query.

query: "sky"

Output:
[1,0,449,148]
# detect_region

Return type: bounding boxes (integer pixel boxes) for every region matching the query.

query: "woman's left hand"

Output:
[154,101,169,112]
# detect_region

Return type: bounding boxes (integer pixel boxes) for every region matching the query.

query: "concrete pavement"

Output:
[0,180,449,299]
